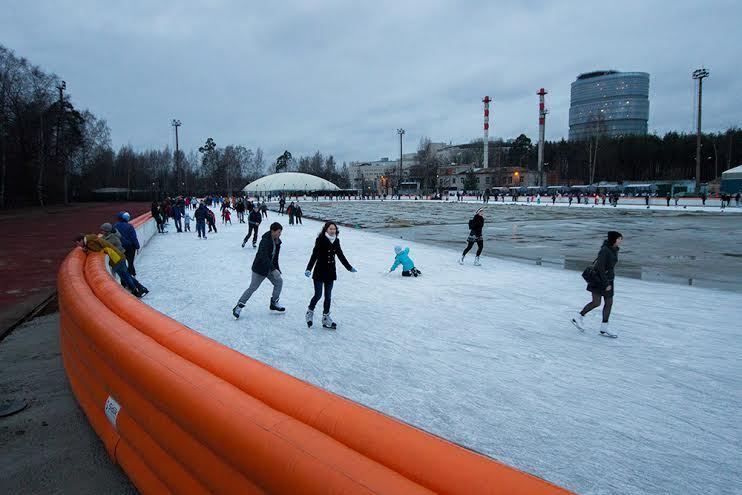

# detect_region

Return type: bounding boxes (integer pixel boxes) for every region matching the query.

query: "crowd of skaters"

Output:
[75,191,650,338]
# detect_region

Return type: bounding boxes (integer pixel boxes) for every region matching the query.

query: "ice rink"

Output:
[137,208,742,495]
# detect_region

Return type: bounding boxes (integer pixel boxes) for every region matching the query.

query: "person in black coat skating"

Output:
[242,206,263,248]
[304,221,356,329]
[572,231,622,338]
[460,208,485,265]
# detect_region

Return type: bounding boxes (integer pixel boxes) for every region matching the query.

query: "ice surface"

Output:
[136,208,742,495]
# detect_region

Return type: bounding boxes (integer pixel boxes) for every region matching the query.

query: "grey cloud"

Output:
[2,0,739,166]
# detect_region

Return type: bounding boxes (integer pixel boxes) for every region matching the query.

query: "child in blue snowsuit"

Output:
[389,246,421,277]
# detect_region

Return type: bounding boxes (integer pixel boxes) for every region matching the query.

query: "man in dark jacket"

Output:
[232,222,285,318]
[242,205,263,248]
[194,203,208,239]
[114,212,141,275]
[172,201,183,232]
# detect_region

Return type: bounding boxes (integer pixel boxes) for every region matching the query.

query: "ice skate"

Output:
[571,313,585,331]
[599,322,617,338]
[305,309,314,328]
[269,298,285,312]
[241,240,246,248]
[474,256,481,266]
[459,256,465,265]
[322,313,337,330]
[232,303,244,319]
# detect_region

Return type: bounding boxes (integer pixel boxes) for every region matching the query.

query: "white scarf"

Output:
[325,233,337,244]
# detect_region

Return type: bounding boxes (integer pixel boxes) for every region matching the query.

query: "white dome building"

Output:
[242,172,340,195]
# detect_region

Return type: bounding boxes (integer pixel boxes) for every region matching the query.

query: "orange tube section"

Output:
[59,217,574,495]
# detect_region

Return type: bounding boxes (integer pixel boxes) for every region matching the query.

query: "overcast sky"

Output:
[2,0,740,165]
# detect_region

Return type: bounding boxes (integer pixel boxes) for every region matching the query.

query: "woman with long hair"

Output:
[572,231,623,338]
[304,222,357,329]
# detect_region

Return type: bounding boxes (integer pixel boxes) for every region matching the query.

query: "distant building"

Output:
[569,70,649,141]
[348,155,418,194]
[721,165,742,194]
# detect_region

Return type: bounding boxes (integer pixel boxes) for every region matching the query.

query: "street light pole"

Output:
[692,68,709,193]
[56,81,67,203]
[172,119,182,192]
[397,128,405,198]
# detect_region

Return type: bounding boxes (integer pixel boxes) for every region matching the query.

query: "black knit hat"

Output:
[607,231,623,245]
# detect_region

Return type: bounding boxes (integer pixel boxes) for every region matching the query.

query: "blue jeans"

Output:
[114,263,143,292]
[309,280,334,314]
[196,220,206,237]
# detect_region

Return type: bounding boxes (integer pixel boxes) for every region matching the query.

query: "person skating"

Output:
[460,208,485,266]
[294,202,303,224]
[287,201,295,225]
[304,222,357,329]
[151,200,165,233]
[172,203,183,232]
[232,222,285,319]
[194,203,208,239]
[236,199,245,223]
[113,212,140,275]
[183,209,193,232]
[206,208,218,233]
[261,201,268,218]
[278,197,286,215]
[74,234,148,297]
[222,206,232,225]
[572,231,623,338]
[389,246,421,277]
[242,205,262,248]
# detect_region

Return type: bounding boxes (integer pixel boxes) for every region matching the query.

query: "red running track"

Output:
[0,202,150,314]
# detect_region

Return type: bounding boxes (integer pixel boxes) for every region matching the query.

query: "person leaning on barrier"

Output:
[74,233,149,298]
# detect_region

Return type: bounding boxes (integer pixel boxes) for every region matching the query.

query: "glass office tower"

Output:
[569,71,649,141]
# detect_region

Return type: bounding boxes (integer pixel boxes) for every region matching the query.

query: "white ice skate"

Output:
[459,256,465,265]
[322,313,337,330]
[269,298,285,312]
[474,256,481,266]
[571,313,585,331]
[305,309,314,328]
[599,322,617,338]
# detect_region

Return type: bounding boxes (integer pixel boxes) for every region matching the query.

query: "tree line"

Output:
[468,130,741,185]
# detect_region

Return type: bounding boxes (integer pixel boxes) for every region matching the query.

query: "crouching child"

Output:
[389,246,421,277]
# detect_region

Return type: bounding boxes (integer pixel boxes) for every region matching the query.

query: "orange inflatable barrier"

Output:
[59,214,575,495]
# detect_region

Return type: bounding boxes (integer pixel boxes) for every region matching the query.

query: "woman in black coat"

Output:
[572,231,623,338]
[304,222,356,329]
[460,208,485,265]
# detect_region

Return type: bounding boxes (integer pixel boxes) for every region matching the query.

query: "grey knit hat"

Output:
[99,222,113,233]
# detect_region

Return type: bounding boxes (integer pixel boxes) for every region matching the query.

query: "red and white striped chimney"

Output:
[537,88,548,186]
[482,96,491,168]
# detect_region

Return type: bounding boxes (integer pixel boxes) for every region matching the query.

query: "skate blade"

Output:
[571,320,585,332]
[599,331,618,338]
[322,325,337,330]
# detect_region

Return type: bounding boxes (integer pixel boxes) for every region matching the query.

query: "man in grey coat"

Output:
[232,222,285,319]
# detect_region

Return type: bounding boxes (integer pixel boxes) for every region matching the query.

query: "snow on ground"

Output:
[136,208,742,495]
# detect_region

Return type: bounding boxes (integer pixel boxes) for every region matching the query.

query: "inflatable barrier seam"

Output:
[59,213,575,495]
